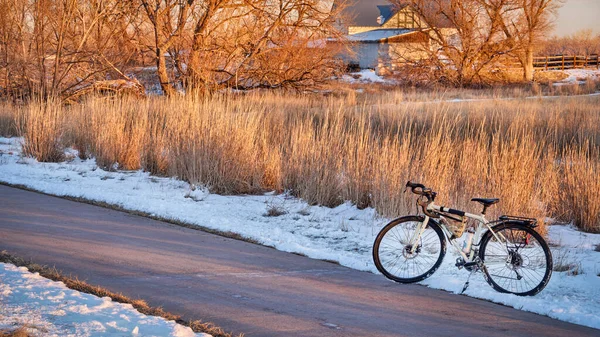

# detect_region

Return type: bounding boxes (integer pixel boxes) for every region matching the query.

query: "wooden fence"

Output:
[533,55,600,70]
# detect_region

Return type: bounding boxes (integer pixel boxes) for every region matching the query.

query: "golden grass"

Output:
[0,327,31,337]
[560,146,600,232]
[17,98,64,162]
[0,102,19,137]
[2,90,600,232]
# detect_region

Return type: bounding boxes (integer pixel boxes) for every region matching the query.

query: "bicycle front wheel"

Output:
[479,223,552,296]
[373,216,446,283]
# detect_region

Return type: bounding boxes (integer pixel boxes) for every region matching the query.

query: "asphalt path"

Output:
[0,184,597,337]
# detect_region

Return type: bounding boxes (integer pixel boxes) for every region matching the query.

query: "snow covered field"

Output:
[0,137,599,331]
[341,69,388,84]
[341,68,600,86]
[556,68,600,85]
[0,263,208,337]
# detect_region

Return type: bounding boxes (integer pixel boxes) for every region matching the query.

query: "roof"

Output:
[339,0,391,26]
[376,5,395,24]
[346,29,413,42]
[377,4,410,25]
[339,0,454,29]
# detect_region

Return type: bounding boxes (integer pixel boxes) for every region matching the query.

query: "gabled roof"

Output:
[376,5,395,24]
[377,3,410,26]
[339,0,455,29]
[338,0,391,26]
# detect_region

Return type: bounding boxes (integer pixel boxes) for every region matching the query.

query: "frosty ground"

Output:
[0,137,599,332]
[0,263,209,337]
[342,68,600,86]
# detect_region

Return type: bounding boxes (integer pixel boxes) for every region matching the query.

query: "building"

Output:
[341,2,454,74]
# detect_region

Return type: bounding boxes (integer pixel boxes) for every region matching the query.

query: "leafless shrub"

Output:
[138,0,347,95]
[552,249,584,276]
[540,29,600,56]
[264,203,288,217]
[0,0,138,100]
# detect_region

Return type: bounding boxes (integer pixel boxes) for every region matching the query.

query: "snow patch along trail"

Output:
[0,137,599,331]
[341,69,389,84]
[0,263,209,337]
[554,68,600,86]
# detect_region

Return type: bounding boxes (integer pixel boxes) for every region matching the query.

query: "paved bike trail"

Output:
[0,184,597,337]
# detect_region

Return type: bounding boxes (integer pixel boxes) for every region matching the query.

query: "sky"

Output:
[348,0,599,37]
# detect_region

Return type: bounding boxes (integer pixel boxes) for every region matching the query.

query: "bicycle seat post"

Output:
[481,205,489,215]
[471,198,500,215]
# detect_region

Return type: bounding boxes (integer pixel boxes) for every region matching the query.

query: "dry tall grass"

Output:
[561,145,600,232]
[2,91,599,232]
[17,98,65,162]
[0,102,19,137]
[0,327,31,337]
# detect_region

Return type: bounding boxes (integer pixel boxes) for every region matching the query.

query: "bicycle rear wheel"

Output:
[479,223,552,296]
[373,216,446,283]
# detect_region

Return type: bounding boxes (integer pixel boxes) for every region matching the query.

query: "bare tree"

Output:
[396,0,515,86]
[139,0,194,96]
[387,0,561,84]
[539,29,599,57]
[1,0,347,98]
[0,0,139,100]
[181,0,347,90]
[493,0,563,81]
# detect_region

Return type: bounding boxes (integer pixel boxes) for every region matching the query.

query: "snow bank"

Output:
[0,137,599,330]
[554,69,600,86]
[0,263,209,337]
[341,70,390,84]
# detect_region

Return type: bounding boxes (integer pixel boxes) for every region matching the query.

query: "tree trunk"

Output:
[157,48,175,96]
[187,44,203,89]
[524,46,534,82]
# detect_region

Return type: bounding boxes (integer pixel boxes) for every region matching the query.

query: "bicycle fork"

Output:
[408,215,430,254]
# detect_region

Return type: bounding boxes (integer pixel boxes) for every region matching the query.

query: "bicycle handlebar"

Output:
[406,181,433,197]
[406,181,438,217]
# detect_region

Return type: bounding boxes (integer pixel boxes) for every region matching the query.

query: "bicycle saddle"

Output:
[471,198,500,207]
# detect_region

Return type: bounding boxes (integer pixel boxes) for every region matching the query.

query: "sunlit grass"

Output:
[3,90,600,233]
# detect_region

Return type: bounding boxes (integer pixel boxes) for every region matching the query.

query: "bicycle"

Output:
[372,181,553,296]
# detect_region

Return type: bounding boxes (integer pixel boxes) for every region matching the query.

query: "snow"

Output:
[0,263,209,337]
[554,69,600,86]
[341,70,388,83]
[0,137,599,331]
[347,29,412,42]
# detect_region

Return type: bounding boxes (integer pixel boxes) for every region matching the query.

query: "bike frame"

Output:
[409,202,508,262]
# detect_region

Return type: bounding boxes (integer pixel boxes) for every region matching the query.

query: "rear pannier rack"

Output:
[499,215,538,227]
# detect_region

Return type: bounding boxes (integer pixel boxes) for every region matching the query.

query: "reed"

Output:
[17,98,65,162]
[4,91,600,232]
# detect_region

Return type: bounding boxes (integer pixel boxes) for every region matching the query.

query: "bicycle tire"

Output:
[479,222,553,296]
[373,216,446,283]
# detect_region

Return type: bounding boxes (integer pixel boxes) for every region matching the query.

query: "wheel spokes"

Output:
[483,227,548,294]
[377,221,443,280]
